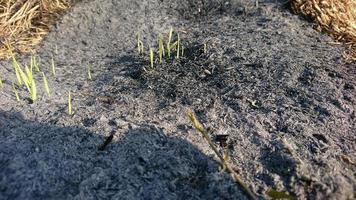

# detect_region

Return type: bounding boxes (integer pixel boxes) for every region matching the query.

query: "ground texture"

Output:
[0,0,355,199]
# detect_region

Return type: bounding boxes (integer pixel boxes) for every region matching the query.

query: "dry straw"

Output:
[1,1,354,61]
[291,0,356,61]
[0,0,71,59]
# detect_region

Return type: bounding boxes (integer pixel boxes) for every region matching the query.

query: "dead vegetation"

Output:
[0,0,71,59]
[0,0,355,61]
[291,0,356,61]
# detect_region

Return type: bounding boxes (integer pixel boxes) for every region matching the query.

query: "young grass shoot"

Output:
[18,64,37,102]
[42,72,50,97]
[68,91,73,115]
[159,34,164,63]
[51,55,56,76]
[31,55,40,72]
[137,32,144,54]
[176,33,180,59]
[150,48,154,69]
[167,28,173,58]
[11,54,22,86]
[12,82,20,101]
[138,28,184,69]
[87,65,92,80]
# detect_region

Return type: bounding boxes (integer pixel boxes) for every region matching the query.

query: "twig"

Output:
[187,109,257,200]
[98,130,116,151]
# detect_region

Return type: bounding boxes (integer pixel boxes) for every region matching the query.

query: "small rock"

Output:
[99,115,108,123]
[114,118,129,128]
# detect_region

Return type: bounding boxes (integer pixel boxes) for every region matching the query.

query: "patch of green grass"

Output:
[138,28,185,70]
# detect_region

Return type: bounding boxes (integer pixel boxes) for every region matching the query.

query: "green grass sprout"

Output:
[159,34,165,63]
[87,65,92,80]
[0,76,3,88]
[68,91,73,115]
[11,54,22,85]
[137,32,141,54]
[150,48,154,69]
[137,32,144,54]
[55,44,58,55]
[176,33,180,59]
[42,72,50,97]
[171,41,178,51]
[17,64,37,102]
[167,28,173,58]
[266,189,294,200]
[21,64,37,102]
[139,41,144,54]
[31,55,40,72]
[12,82,20,101]
[30,56,35,71]
[51,55,56,76]
[181,44,184,57]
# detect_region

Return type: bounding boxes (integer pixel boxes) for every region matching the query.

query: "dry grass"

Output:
[0,1,354,62]
[291,0,356,61]
[0,0,71,59]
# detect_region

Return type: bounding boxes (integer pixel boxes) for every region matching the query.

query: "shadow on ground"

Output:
[0,111,248,200]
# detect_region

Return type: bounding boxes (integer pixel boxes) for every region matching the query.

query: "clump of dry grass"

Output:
[0,0,72,59]
[291,0,356,61]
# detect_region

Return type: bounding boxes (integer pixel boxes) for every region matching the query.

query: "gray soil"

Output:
[0,0,355,199]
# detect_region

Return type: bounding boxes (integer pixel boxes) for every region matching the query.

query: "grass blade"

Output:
[51,55,56,76]
[31,55,40,72]
[176,33,180,59]
[181,44,184,57]
[87,65,92,80]
[12,82,20,101]
[159,34,164,63]
[137,32,141,54]
[167,28,173,58]
[34,55,40,72]
[68,91,73,115]
[18,65,29,90]
[42,72,50,97]
[30,77,37,102]
[150,48,154,69]
[11,54,22,85]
